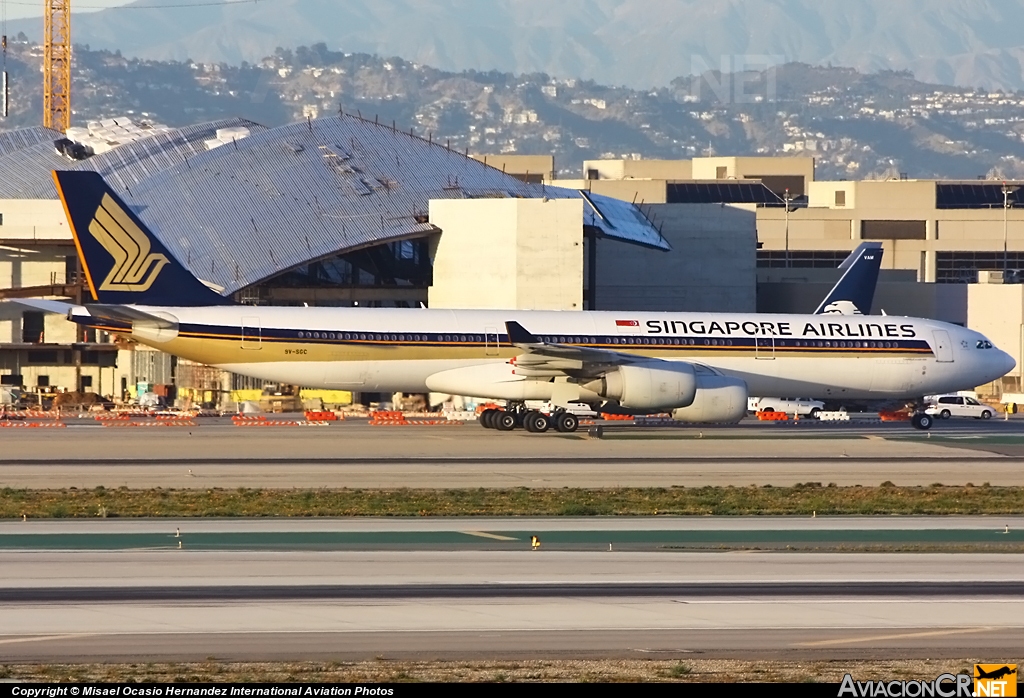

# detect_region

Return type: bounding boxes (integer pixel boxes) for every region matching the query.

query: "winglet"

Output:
[505,321,542,346]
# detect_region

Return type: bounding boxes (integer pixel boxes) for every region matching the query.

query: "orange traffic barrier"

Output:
[600,413,633,421]
[0,421,66,428]
[757,410,789,421]
[103,420,197,427]
[304,411,339,421]
[94,414,131,421]
[232,415,267,422]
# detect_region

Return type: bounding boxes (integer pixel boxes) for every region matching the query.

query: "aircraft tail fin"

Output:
[814,242,884,315]
[53,170,231,306]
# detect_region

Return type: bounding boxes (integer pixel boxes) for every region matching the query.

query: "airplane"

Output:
[976,666,1017,681]
[10,170,1016,433]
[814,242,883,315]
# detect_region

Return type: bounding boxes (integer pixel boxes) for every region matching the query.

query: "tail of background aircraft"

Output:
[53,170,231,306]
[814,242,884,315]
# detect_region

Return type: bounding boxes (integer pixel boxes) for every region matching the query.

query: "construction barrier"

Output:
[757,410,790,421]
[304,411,339,421]
[94,414,131,421]
[231,415,268,422]
[19,410,62,419]
[817,411,851,421]
[232,420,307,426]
[600,413,634,421]
[0,421,66,428]
[103,420,197,427]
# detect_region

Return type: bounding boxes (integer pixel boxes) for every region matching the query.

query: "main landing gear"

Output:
[911,412,934,431]
[479,403,579,433]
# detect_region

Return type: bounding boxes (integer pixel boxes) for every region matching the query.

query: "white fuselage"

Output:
[75,306,1015,403]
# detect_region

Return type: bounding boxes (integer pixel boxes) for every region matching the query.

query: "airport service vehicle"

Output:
[925,395,995,420]
[751,397,825,418]
[12,170,1016,434]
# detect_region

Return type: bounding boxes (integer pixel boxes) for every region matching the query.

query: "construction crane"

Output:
[43,0,71,132]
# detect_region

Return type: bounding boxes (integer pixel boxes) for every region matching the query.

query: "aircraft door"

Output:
[932,330,954,363]
[755,335,775,360]
[241,316,262,350]
[484,327,500,357]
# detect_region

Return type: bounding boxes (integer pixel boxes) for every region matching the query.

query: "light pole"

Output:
[1003,183,1017,277]
[784,187,791,268]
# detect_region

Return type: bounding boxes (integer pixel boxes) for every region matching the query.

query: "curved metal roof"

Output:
[0,119,267,199]
[5,115,667,295]
[115,114,668,294]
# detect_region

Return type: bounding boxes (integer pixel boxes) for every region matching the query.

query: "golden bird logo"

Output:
[88,193,169,292]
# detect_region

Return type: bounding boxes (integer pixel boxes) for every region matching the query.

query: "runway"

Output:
[4,419,1024,487]
[3,517,1024,662]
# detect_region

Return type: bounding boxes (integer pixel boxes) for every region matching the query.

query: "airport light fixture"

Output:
[1004,183,1019,275]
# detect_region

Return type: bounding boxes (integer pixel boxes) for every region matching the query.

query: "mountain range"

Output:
[10,0,1024,90]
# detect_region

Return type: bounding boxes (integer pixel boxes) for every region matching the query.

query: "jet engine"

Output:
[671,373,747,424]
[581,362,697,411]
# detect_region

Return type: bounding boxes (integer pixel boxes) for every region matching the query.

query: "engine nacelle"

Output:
[583,362,697,411]
[671,374,748,424]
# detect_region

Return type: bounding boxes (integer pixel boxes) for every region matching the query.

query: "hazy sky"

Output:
[3,1,140,21]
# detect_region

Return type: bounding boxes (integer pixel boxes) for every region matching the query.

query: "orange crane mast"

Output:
[43,0,71,132]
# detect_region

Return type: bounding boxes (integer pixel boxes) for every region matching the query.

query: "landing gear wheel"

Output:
[939,409,951,420]
[479,409,497,429]
[555,412,579,433]
[496,412,517,431]
[911,413,933,431]
[531,412,551,433]
[523,411,540,433]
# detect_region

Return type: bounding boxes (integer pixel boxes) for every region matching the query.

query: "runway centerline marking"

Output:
[794,626,996,647]
[460,531,519,541]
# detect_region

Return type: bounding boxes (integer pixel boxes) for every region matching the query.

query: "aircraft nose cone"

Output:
[1001,350,1017,377]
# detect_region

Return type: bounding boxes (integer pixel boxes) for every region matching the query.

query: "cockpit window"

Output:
[976,340,994,349]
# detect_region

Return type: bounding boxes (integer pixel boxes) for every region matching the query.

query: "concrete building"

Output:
[429,198,584,311]
[571,155,1024,287]
[470,154,554,183]
[591,204,756,313]
[1,117,696,407]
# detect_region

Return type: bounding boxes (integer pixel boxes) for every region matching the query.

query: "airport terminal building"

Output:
[3,114,1024,404]
[0,115,754,406]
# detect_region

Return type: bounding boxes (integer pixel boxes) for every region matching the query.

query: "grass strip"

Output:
[2,483,1024,517]
[0,659,997,683]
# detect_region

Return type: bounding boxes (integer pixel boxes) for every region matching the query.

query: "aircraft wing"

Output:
[81,304,176,329]
[505,320,657,379]
[3,298,78,316]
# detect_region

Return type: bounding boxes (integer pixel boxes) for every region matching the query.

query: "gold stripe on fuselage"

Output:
[93,326,925,367]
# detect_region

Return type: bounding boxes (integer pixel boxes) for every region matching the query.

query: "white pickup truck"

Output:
[749,397,825,418]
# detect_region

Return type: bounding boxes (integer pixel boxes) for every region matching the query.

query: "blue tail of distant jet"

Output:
[53,170,231,306]
[814,242,883,315]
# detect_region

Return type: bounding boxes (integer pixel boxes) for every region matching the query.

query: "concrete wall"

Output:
[591,203,756,313]
[428,198,583,310]
[757,278,968,326]
[471,154,555,181]
[692,156,815,182]
[0,199,70,240]
[968,284,1024,384]
[582,159,692,181]
[556,178,668,204]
